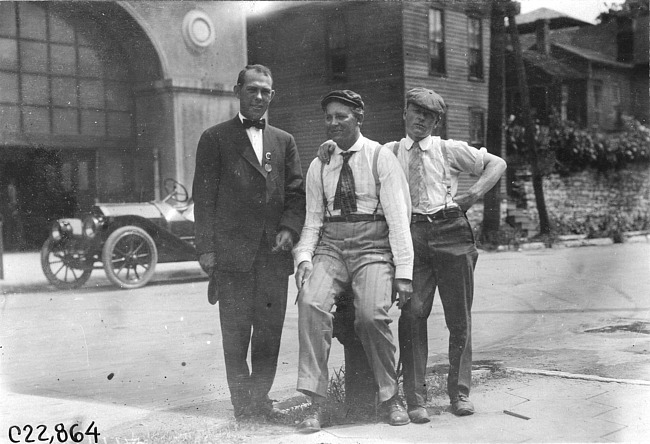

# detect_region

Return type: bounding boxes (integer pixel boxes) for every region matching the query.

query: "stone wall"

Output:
[519,165,650,233]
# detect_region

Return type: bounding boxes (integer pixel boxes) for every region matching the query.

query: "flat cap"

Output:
[406,87,446,114]
[321,90,364,110]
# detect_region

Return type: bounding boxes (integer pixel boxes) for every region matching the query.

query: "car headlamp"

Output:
[83,216,103,238]
[51,221,73,240]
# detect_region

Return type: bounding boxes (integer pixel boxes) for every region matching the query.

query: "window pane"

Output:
[0,3,17,37]
[61,162,73,191]
[79,79,104,108]
[21,74,49,106]
[18,2,47,41]
[49,13,75,43]
[429,9,445,74]
[104,50,130,80]
[51,77,78,107]
[328,16,346,49]
[79,46,103,78]
[78,161,89,191]
[0,105,20,132]
[0,37,18,70]
[0,72,19,102]
[53,107,78,134]
[105,81,131,111]
[20,41,48,73]
[23,106,51,133]
[107,111,132,136]
[81,109,105,135]
[51,44,77,75]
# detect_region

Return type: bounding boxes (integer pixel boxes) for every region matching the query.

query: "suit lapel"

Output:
[233,117,267,177]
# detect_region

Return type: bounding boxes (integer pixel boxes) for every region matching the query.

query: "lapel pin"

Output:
[265,152,272,160]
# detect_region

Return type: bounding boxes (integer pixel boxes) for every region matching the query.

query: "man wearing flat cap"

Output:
[319,87,506,423]
[293,89,414,431]
[395,88,506,422]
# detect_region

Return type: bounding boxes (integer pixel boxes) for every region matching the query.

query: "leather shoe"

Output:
[382,397,410,426]
[407,405,430,424]
[451,394,475,416]
[297,404,324,433]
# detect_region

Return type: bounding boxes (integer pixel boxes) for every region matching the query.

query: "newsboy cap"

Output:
[406,87,446,114]
[321,90,365,110]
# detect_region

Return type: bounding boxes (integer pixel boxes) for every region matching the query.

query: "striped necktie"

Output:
[409,141,424,207]
[333,151,357,215]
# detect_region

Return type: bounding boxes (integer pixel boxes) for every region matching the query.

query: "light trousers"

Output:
[297,220,399,403]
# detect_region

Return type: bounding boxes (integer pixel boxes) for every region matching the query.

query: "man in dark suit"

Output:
[192,64,305,420]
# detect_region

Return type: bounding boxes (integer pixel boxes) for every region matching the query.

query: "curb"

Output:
[505,367,650,386]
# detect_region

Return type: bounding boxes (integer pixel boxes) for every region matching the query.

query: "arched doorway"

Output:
[0,2,162,250]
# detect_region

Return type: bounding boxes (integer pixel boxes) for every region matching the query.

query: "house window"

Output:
[561,84,569,121]
[328,14,347,81]
[593,82,602,126]
[467,17,483,79]
[469,108,485,146]
[428,9,445,75]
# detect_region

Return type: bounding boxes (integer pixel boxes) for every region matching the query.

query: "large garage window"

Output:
[0,2,134,137]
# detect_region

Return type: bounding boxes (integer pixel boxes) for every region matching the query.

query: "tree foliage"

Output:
[506,116,650,174]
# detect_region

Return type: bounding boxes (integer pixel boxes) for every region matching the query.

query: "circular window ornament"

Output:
[182,10,215,53]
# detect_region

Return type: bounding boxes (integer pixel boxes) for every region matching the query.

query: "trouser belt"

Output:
[411,207,464,223]
[325,214,386,223]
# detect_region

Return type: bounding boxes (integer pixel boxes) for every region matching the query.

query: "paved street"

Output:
[1,241,649,442]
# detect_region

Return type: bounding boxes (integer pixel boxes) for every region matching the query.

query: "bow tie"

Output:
[242,118,266,130]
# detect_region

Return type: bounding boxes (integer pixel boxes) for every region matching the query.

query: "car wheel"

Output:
[41,237,93,289]
[102,226,158,289]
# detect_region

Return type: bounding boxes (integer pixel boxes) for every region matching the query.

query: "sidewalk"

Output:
[3,367,648,444]
[262,369,650,444]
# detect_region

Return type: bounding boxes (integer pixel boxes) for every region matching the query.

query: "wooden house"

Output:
[247,0,492,189]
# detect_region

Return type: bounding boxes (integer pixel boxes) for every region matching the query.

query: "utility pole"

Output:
[506,1,552,235]
[481,0,508,244]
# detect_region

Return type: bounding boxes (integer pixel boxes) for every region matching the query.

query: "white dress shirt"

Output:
[397,135,487,214]
[239,112,263,165]
[294,135,413,280]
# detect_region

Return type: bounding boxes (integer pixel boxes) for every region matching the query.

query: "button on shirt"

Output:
[398,135,487,214]
[294,135,414,280]
[239,113,263,164]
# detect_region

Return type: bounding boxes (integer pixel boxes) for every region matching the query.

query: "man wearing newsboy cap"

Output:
[293,90,414,431]
[319,87,506,423]
[396,88,506,422]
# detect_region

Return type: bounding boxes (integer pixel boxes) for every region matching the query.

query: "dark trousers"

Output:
[399,215,478,406]
[216,238,289,413]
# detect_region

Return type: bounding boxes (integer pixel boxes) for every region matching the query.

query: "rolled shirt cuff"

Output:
[394,265,413,281]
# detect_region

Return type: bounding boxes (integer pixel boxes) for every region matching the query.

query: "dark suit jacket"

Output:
[192,116,305,301]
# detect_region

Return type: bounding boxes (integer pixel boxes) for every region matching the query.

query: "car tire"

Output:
[41,237,93,289]
[102,226,158,289]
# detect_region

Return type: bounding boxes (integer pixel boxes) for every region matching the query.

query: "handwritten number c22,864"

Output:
[8,422,101,443]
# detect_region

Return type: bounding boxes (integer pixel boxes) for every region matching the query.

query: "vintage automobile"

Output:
[41,179,198,290]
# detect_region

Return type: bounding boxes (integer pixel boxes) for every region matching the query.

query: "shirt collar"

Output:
[335,134,366,155]
[405,134,433,151]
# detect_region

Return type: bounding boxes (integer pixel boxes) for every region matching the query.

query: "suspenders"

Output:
[321,143,384,217]
[320,138,454,215]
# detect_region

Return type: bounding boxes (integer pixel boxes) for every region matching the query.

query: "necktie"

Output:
[333,151,357,215]
[409,142,424,207]
[242,118,266,130]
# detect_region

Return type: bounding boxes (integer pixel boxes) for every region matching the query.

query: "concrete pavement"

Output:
[263,371,650,444]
